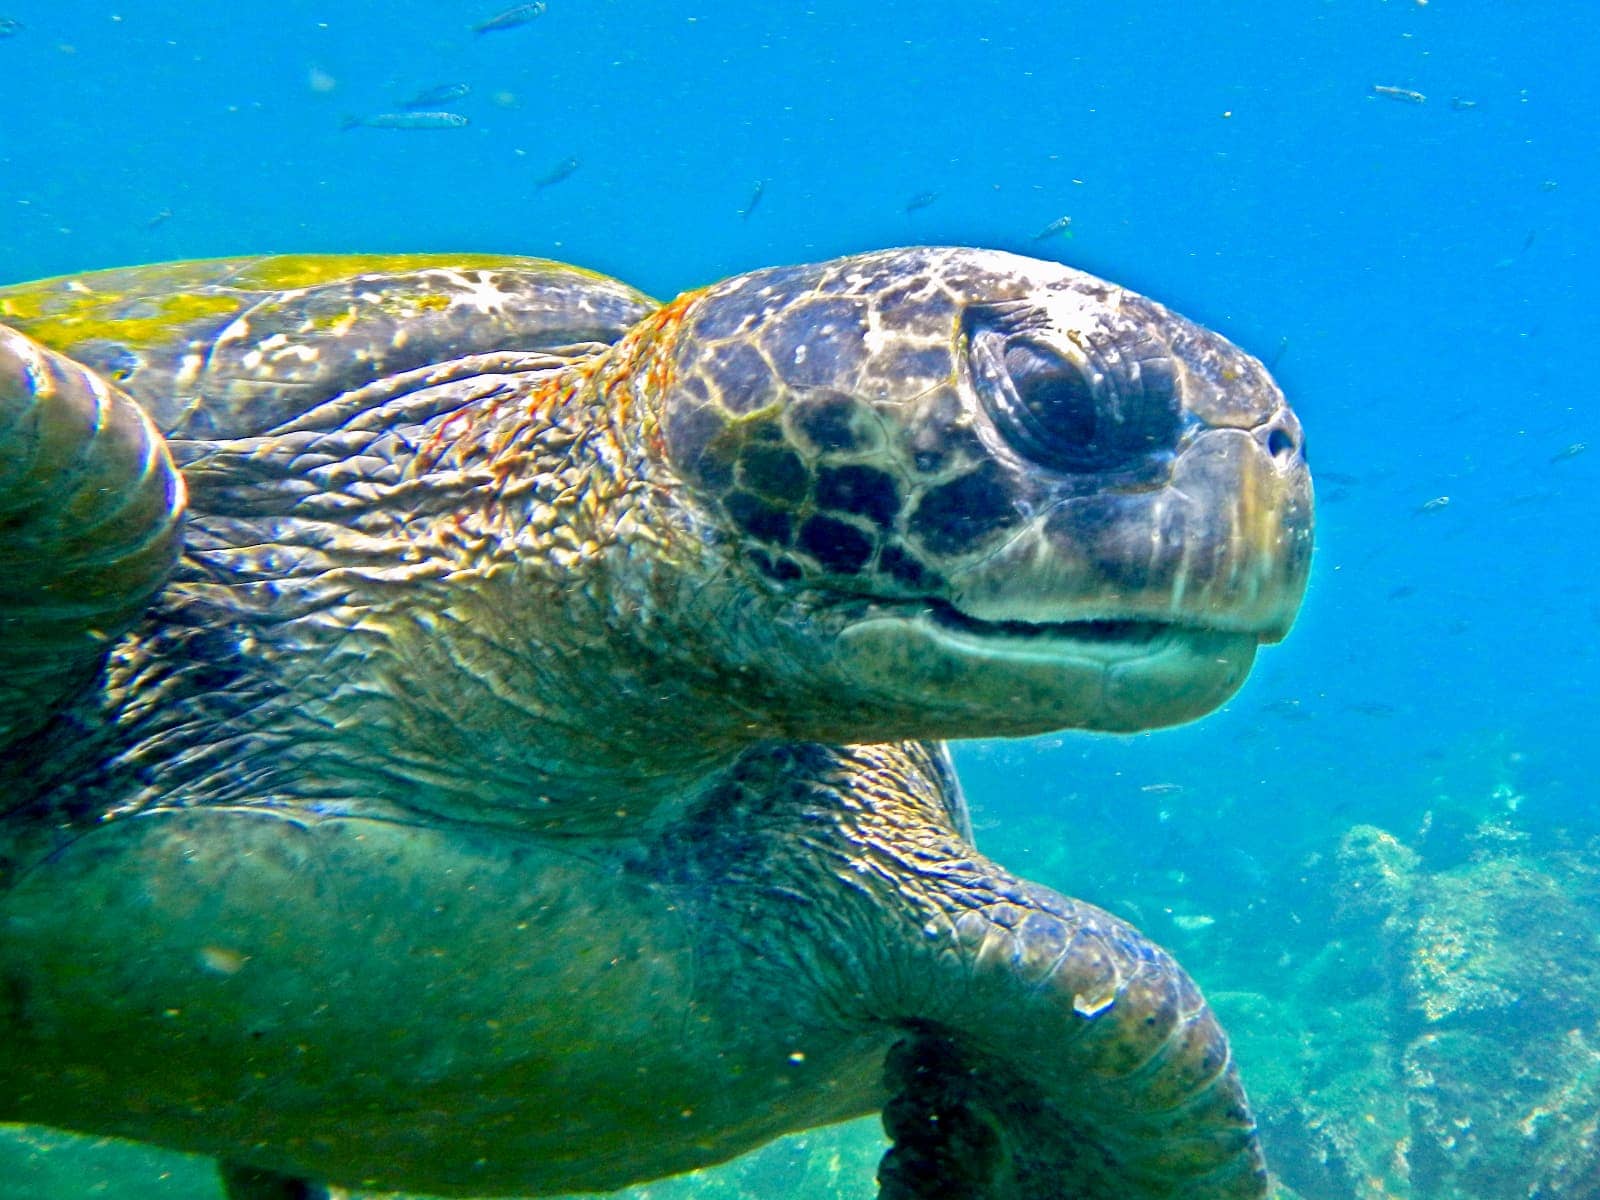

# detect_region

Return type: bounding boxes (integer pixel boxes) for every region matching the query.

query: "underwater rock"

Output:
[1403,1025,1600,1198]
[1248,823,1600,1200]
[1334,823,1420,930]
[1405,854,1600,1026]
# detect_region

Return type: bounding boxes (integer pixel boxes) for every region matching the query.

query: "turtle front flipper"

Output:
[877,876,1265,1200]
[671,742,1268,1199]
[0,325,183,746]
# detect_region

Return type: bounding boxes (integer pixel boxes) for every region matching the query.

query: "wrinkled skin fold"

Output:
[0,248,1309,1199]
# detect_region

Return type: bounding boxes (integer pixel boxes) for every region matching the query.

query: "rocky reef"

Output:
[1234,815,1600,1200]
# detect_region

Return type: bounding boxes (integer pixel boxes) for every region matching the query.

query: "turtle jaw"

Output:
[833,609,1258,736]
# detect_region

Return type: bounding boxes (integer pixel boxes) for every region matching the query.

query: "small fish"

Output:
[1347,702,1399,718]
[403,82,471,110]
[739,179,764,219]
[1551,441,1588,463]
[1450,97,1479,111]
[0,17,21,38]
[1033,214,1074,240]
[904,191,939,214]
[1140,783,1184,795]
[1261,698,1312,722]
[1387,584,1416,601]
[341,111,470,131]
[1415,495,1450,514]
[474,3,546,34]
[1372,84,1426,105]
[145,208,174,231]
[534,156,579,190]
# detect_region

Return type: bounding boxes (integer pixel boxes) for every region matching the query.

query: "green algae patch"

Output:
[0,288,244,358]
[1,257,257,303]
[226,253,580,291]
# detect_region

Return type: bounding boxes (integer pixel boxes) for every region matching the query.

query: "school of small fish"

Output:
[337,6,548,135]
[8,4,1513,251]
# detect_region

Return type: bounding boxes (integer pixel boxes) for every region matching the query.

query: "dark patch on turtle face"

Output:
[814,260,901,297]
[1043,496,1170,594]
[759,299,870,390]
[678,373,711,405]
[879,543,944,591]
[725,492,793,545]
[740,444,808,504]
[908,463,1021,557]
[796,515,874,575]
[901,384,985,477]
[790,391,870,453]
[816,465,898,529]
[751,419,785,443]
[704,339,782,414]
[907,421,986,477]
[746,548,803,583]
[688,288,763,342]
[696,444,736,492]
[705,413,787,495]
[664,402,729,489]
[876,344,952,391]
[872,272,941,316]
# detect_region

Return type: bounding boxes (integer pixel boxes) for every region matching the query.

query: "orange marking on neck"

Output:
[408,288,704,480]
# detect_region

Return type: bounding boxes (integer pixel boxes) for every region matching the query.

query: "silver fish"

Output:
[403,83,471,110]
[474,3,547,34]
[535,156,580,189]
[1372,84,1426,105]
[0,17,22,37]
[342,111,470,131]
[1551,441,1588,463]
[739,180,764,219]
[1032,214,1074,240]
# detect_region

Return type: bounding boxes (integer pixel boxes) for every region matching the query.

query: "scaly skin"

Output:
[0,248,1310,1198]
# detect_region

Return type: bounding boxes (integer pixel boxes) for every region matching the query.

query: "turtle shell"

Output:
[0,254,657,441]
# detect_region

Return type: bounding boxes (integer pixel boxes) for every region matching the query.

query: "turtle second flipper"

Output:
[0,324,184,746]
[877,879,1266,1199]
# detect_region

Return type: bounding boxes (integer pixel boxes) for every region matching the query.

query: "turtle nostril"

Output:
[1267,426,1297,461]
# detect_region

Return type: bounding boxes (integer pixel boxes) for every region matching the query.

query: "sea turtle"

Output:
[0,247,1312,1200]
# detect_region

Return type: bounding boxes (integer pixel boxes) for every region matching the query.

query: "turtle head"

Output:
[649,247,1311,739]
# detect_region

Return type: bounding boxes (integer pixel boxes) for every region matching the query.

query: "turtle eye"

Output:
[965,303,1180,476]
[1000,339,1102,468]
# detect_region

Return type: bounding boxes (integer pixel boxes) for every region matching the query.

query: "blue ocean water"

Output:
[1,2,1596,1198]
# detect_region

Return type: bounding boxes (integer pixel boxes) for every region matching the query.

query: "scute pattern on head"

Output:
[660,248,1013,594]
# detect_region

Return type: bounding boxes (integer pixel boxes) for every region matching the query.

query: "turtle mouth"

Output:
[923,600,1171,646]
[831,593,1259,735]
